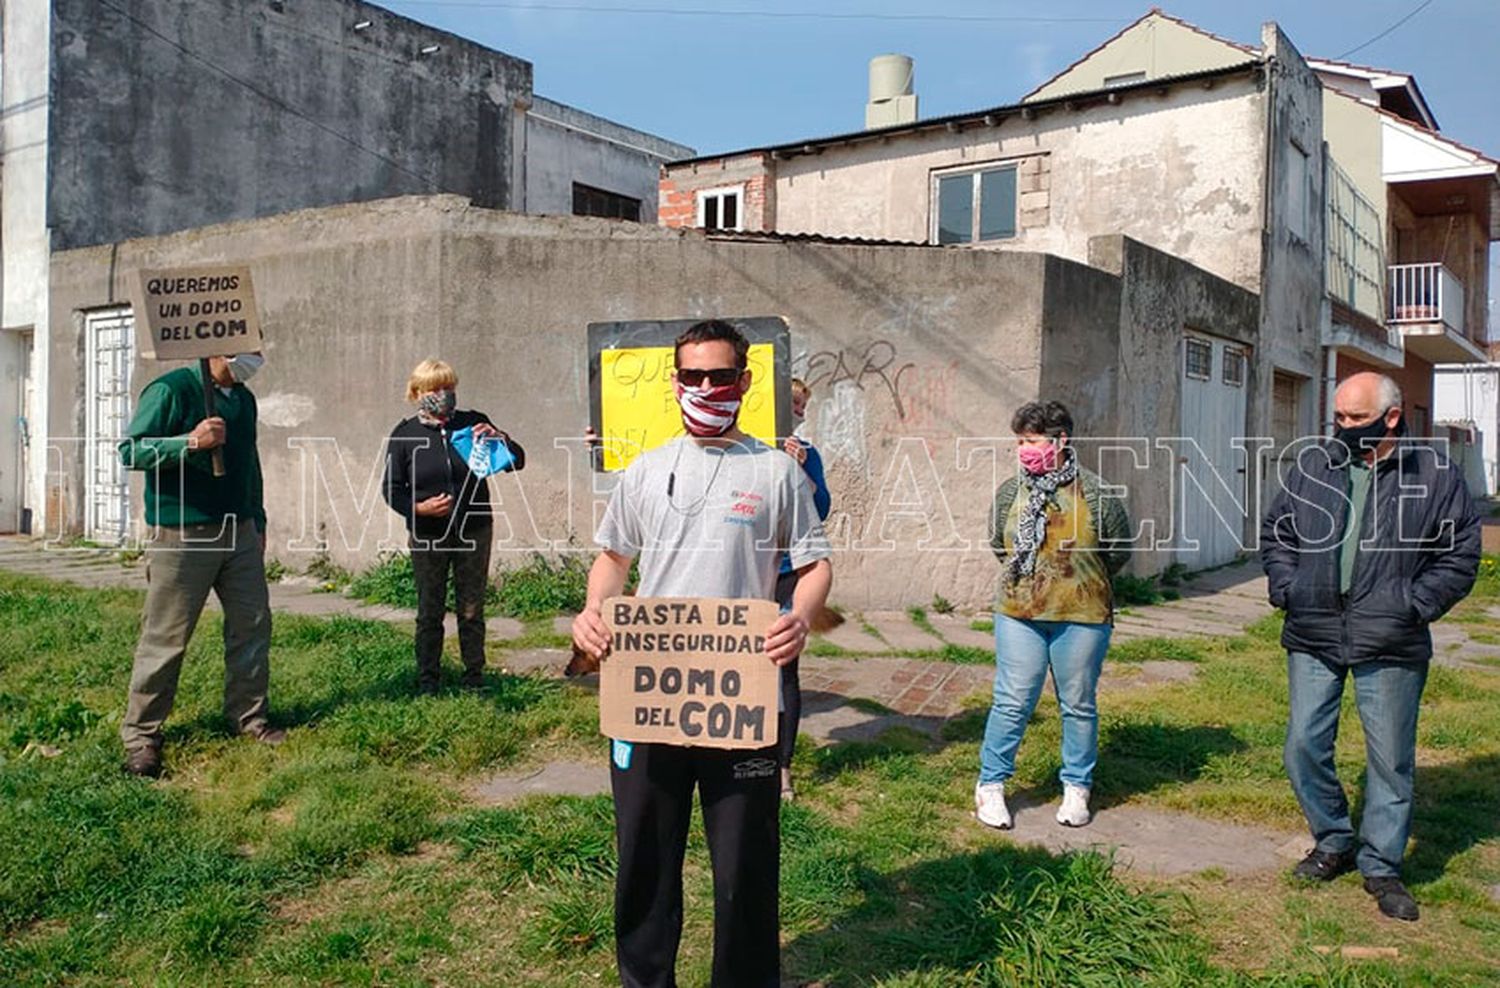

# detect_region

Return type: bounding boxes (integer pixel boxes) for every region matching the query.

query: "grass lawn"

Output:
[2,568,1499,985]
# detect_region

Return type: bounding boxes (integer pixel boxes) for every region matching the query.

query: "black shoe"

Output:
[416,679,440,696]
[1364,876,1420,921]
[461,668,485,689]
[1292,847,1356,882]
[124,746,162,778]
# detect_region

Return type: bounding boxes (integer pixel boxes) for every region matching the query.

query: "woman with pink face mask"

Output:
[974,400,1131,832]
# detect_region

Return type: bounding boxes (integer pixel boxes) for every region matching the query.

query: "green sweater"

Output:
[118,367,266,531]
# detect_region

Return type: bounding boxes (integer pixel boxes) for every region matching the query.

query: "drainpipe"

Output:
[1324,346,1338,435]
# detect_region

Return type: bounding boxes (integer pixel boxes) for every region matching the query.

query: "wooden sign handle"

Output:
[199,358,226,478]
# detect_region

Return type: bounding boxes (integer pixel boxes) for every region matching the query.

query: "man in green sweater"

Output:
[117,352,281,778]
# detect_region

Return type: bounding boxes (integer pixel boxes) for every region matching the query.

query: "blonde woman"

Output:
[382,360,525,694]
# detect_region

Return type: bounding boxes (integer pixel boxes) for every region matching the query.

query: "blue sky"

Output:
[379,0,1498,328]
[378,0,1498,157]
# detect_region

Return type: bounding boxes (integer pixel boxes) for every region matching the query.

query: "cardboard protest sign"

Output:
[588,318,791,472]
[599,596,780,749]
[134,265,262,360]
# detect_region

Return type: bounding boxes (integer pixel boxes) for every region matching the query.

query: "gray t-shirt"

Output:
[596,436,830,599]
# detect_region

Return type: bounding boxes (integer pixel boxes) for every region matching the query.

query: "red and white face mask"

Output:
[674,380,743,437]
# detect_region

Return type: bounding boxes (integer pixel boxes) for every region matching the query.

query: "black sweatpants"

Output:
[774,569,801,769]
[611,741,781,988]
[409,521,492,686]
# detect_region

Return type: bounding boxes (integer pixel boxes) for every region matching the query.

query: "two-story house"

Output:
[661,10,1497,556]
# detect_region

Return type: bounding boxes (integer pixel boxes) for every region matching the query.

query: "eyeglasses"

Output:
[676,367,742,388]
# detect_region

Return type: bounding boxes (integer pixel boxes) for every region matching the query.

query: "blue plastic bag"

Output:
[449,425,516,478]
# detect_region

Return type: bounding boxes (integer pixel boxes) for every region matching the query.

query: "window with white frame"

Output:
[697,186,743,231]
[933,164,1018,245]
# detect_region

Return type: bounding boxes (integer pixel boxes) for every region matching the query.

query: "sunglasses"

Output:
[676,367,742,388]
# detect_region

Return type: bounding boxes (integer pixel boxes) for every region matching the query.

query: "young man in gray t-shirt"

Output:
[573,321,832,988]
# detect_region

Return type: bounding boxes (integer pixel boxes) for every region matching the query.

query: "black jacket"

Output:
[382,410,525,539]
[1260,441,1479,665]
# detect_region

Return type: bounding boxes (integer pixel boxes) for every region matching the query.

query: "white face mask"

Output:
[226,353,265,384]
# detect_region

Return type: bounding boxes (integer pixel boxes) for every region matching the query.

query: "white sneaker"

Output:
[974,782,1012,830]
[1056,784,1092,827]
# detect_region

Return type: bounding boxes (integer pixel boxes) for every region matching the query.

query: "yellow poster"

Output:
[599,343,778,471]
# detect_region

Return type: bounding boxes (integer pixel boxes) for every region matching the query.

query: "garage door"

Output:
[1178,331,1250,569]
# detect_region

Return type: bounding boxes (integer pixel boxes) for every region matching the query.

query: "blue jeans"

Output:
[1284,651,1429,879]
[980,614,1112,788]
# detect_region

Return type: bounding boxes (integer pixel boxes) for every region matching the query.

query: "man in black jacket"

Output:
[1261,371,1479,922]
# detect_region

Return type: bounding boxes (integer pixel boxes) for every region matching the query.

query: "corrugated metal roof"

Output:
[703,229,937,248]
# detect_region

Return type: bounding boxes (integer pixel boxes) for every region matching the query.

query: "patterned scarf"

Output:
[1006,445,1079,585]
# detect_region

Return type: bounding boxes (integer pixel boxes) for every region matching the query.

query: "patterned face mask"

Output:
[674,381,742,437]
[418,389,456,421]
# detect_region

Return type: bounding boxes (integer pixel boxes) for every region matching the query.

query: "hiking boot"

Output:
[244,723,287,746]
[1364,876,1419,922]
[974,781,1012,830]
[1292,847,1356,882]
[124,746,162,779]
[1055,784,1092,827]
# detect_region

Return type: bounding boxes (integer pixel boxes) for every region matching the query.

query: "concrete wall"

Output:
[46,199,1254,609]
[47,0,532,251]
[1435,365,1499,493]
[1026,13,1248,101]
[764,73,1268,295]
[1324,90,1386,218]
[524,96,693,223]
[1256,24,1326,449]
[1085,236,1263,545]
[1,0,51,532]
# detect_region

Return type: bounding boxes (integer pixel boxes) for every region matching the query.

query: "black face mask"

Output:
[1334,412,1399,462]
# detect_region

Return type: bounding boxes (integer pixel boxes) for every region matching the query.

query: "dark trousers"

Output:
[774,569,800,769]
[611,742,781,988]
[778,660,800,769]
[409,522,492,686]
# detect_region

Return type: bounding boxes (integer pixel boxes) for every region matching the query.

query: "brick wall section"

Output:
[1017,154,1051,230]
[658,152,774,230]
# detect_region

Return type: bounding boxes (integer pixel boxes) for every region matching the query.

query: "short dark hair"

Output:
[1011,400,1074,438]
[675,319,749,369]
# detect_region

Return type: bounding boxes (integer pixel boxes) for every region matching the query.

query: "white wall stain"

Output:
[257,392,317,429]
[819,380,867,473]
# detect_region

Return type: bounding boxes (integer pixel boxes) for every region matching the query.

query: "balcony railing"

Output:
[1388,262,1465,336]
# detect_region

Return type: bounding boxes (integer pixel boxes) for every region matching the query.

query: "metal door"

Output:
[84,309,135,544]
[1178,331,1250,568]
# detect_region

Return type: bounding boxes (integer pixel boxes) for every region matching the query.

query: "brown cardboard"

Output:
[134,265,263,360]
[599,596,781,749]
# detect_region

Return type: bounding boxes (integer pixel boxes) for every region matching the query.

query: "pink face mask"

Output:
[1017,442,1060,475]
